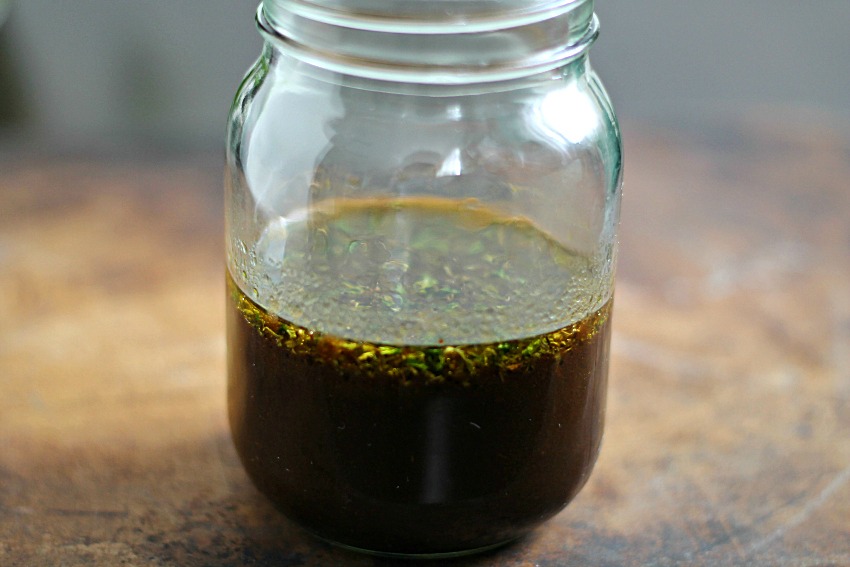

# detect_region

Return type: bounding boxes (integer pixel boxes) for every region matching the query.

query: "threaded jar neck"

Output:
[259,0,598,84]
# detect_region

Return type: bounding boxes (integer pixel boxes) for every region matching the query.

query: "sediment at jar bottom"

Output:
[227,275,611,556]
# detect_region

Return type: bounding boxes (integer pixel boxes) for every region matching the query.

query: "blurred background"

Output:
[0,0,848,156]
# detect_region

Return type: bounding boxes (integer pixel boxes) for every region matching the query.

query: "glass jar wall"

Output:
[225,0,622,557]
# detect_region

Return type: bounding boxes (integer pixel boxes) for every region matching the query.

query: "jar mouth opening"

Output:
[257,0,598,84]
[265,0,588,34]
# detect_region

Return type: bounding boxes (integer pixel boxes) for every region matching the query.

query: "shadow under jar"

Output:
[225,0,622,558]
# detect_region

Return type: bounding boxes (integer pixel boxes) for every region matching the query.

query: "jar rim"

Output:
[257,1,599,84]
[265,0,589,34]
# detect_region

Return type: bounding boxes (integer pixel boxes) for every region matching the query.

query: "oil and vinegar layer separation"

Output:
[227,197,611,555]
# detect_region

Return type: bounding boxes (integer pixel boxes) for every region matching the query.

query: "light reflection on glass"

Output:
[529,83,600,147]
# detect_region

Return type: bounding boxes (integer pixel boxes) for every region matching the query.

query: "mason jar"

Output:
[225,0,622,557]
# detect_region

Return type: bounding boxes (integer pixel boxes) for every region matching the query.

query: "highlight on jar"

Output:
[224,0,622,558]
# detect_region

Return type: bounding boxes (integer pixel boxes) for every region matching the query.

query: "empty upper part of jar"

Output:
[226,0,621,345]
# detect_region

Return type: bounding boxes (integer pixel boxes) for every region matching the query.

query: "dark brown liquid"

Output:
[227,198,611,555]
[227,286,610,556]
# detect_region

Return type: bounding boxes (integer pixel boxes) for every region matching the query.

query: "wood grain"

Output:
[1,121,849,566]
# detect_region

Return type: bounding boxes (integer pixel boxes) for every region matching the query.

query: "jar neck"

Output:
[259,0,598,84]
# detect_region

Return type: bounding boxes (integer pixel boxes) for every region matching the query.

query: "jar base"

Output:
[314,531,523,560]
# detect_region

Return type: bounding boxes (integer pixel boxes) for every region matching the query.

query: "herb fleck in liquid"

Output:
[227,198,611,555]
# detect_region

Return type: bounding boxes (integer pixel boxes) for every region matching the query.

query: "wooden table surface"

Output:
[2,120,849,566]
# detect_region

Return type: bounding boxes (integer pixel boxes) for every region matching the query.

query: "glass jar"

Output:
[226,0,622,558]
